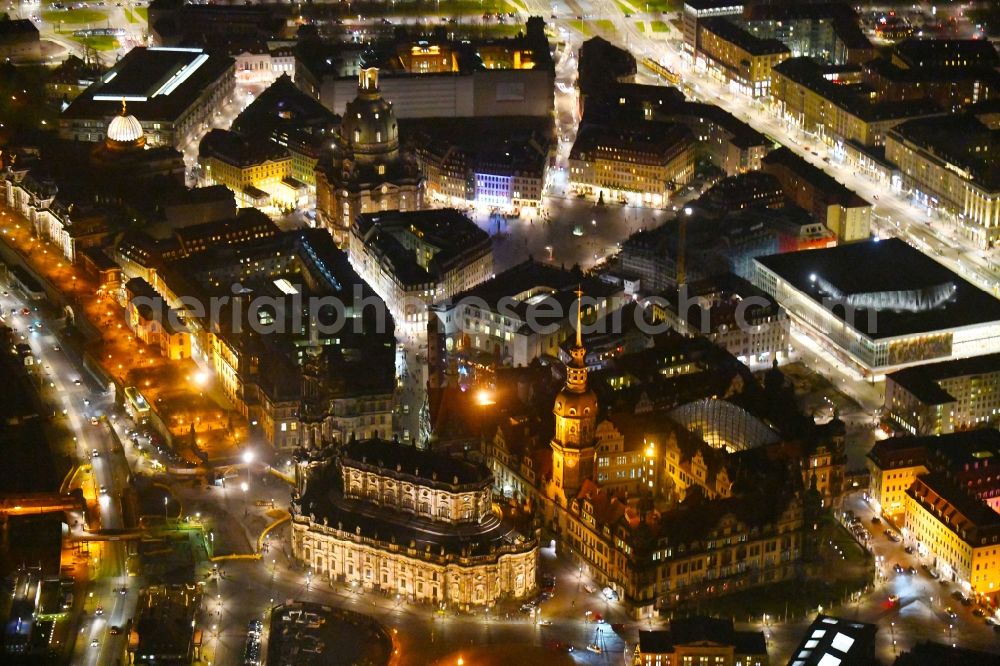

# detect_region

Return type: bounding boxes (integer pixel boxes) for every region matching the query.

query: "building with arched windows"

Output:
[315,68,423,245]
[290,438,537,607]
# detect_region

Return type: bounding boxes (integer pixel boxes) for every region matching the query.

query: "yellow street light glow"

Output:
[475,389,495,406]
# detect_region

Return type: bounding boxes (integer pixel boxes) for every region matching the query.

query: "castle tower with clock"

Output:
[549,289,598,506]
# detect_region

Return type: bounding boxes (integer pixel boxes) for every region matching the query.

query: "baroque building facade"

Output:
[291,438,538,607]
[315,68,423,245]
[484,293,808,618]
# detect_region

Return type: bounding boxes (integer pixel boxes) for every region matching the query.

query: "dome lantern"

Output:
[105,99,146,151]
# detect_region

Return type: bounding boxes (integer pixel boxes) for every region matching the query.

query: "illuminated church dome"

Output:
[105,101,146,151]
[339,68,399,162]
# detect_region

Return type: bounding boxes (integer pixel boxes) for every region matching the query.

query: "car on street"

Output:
[871,515,881,524]
[904,546,914,554]
[91,449,99,458]
[99,485,107,495]
[907,566,917,575]
[109,626,121,635]
[587,644,602,654]
[946,607,958,620]
[95,605,103,615]
[893,563,904,574]
[74,379,82,385]
[90,639,99,647]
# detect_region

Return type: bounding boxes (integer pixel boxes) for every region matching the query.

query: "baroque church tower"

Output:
[549,289,598,505]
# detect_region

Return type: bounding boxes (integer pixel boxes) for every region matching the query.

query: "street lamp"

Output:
[243,449,255,494]
[241,481,249,516]
[163,496,169,520]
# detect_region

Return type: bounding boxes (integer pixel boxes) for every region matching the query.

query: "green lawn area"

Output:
[644,0,682,11]
[595,19,614,33]
[41,8,108,25]
[302,0,513,19]
[636,21,646,32]
[567,19,590,36]
[123,6,148,23]
[71,34,119,51]
[614,0,637,15]
[650,20,669,32]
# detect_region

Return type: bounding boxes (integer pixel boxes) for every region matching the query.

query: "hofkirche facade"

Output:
[290,438,537,607]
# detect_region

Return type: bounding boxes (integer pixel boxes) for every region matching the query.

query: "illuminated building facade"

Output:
[568,122,695,207]
[296,18,554,119]
[696,18,789,98]
[349,208,493,335]
[634,617,767,666]
[884,353,1000,435]
[885,112,1000,250]
[761,147,871,242]
[59,46,235,150]
[865,430,1000,598]
[867,437,928,521]
[198,128,304,210]
[484,297,807,617]
[431,260,624,366]
[410,116,552,210]
[291,438,538,606]
[770,57,944,150]
[315,68,423,245]
[753,238,1000,376]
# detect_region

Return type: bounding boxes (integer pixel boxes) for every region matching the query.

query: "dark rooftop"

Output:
[743,2,871,51]
[699,17,790,56]
[773,57,944,123]
[889,113,1000,191]
[341,438,490,487]
[787,615,878,666]
[755,238,1000,340]
[887,353,1000,405]
[354,209,491,286]
[231,74,339,139]
[638,617,767,655]
[442,258,618,326]
[909,472,1000,535]
[893,38,1000,69]
[570,120,694,162]
[199,128,290,167]
[0,18,39,41]
[762,146,869,206]
[62,47,233,122]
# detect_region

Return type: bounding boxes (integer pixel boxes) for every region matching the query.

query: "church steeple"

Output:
[565,286,589,393]
[548,287,599,502]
